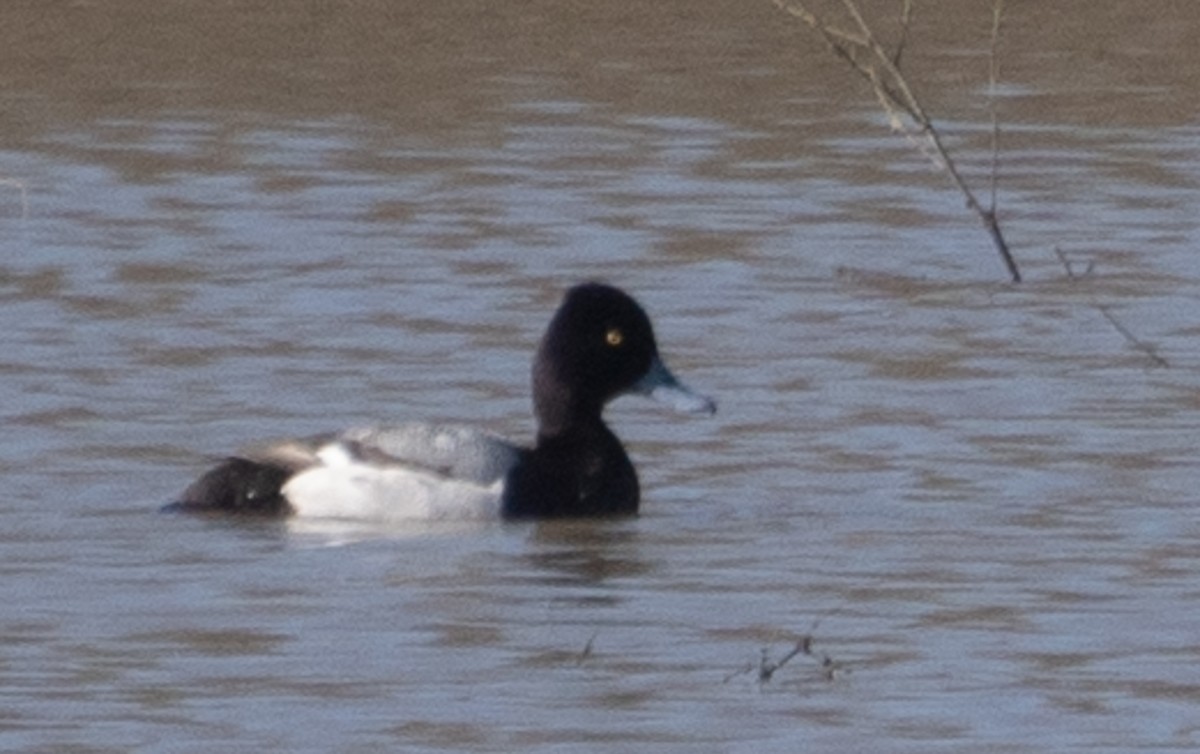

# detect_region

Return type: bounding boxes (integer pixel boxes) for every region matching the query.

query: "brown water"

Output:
[4,1,1200,751]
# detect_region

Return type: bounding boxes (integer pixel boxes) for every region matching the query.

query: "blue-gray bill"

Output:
[632,355,717,416]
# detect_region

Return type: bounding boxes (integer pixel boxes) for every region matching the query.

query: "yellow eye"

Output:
[605,327,624,347]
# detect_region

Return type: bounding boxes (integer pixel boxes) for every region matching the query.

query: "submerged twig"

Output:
[576,631,598,664]
[1054,247,1168,368]
[724,632,843,685]
[757,639,807,683]
[771,0,1021,282]
[1096,306,1168,368]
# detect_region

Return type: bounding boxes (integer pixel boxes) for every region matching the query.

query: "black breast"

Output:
[163,457,293,516]
[501,428,638,519]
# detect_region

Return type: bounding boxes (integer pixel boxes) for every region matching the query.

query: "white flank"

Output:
[283,458,505,522]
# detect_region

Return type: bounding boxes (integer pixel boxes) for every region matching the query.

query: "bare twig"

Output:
[1052,244,1082,277]
[576,631,598,664]
[757,640,807,682]
[1096,306,1168,368]
[988,0,1004,215]
[1054,247,1168,368]
[771,0,1021,282]
[892,0,914,68]
[724,632,843,685]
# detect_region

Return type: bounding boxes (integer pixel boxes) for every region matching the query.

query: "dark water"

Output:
[4,1,1200,751]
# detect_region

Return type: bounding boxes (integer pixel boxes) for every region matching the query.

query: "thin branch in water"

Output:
[724,632,843,685]
[1096,306,1169,368]
[988,0,1005,215]
[892,0,914,69]
[1060,246,1089,278]
[1053,246,1093,279]
[771,0,1021,282]
[757,640,807,683]
[576,631,598,664]
[1054,247,1168,368]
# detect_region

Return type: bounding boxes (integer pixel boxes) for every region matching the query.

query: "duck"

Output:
[164,282,715,521]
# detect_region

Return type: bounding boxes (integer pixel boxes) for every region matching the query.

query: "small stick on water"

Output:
[757,639,807,683]
[1096,305,1169,368]
[771,0,1021,282]
[724,630,843,685]
[1054,247,1168,368]
[576,631,598,664]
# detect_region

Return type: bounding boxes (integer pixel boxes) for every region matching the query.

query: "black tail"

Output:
[162,457,293,516]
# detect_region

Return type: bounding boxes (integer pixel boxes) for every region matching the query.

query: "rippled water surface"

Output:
[4,1,1200,751]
